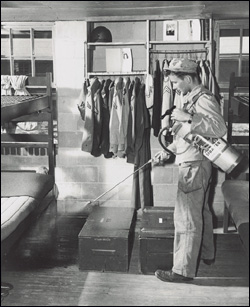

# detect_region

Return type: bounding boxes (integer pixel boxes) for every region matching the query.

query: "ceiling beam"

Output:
[1,1,249,22]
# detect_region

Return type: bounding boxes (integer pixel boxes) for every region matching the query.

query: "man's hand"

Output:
[153,150,171,165]
[171,108,191,122]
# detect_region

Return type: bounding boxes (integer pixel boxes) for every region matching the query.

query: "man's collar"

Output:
[185,84,204,104]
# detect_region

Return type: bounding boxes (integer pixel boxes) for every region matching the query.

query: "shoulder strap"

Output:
[186,90,213,111]
[192,90,213,104]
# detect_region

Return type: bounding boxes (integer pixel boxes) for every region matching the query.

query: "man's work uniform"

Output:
[168,84,227,278]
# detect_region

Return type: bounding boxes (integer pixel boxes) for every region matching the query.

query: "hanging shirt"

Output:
[161,68,174,129]
[206,60,221,103]
[81,78,101,153]
[100,79,113,158]
[152,59,162,137]
[91,80,104,157]
[199,59,209,89]
[126,79,139,163]
[77,79,88,121]
[109,77,125,156]
[122,77,131,154]
[131,82,153,210]
[145,73,154,109]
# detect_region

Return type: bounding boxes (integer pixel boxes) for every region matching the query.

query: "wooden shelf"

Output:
[87,42,146,46]
[85,18,213,78]
[87,71,147,76]
[149,40,209,44]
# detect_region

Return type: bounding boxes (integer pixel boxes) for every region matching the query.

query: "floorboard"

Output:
[1,204,249,306]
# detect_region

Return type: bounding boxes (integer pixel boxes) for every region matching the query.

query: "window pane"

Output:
[14,60,32,76]
[1,29,10,57]
[34,30,52,57]
[219,59,239,82]
[1,60,11,75]
[219,28,241,54]
[35,60,53,79]
[241,58,249,75]
[220,37,240,54]
[242,37,249,53]
[12,30,31,56]
[242,29,249,54]
[34,31,52,39]
[243,29,249,36]
[220,29,240,37]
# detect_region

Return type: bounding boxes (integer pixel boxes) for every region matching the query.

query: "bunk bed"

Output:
[222,72,249,258]
[1,72,56,259]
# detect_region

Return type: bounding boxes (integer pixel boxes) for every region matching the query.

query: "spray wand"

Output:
[85,159,153,206]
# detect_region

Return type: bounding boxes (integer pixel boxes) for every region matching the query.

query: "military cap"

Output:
[168,58,198,73]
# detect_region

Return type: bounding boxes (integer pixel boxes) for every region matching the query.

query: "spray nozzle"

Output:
[160,105,176,120]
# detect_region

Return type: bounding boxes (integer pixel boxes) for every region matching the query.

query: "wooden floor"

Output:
[1,203,249,306]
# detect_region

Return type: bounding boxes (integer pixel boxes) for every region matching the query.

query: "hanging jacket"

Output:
[91,80,104,157]
[100,78,113,158]
[145,73,154,109]
[122,77,131,154]
[161,59,174,129]
[81,78,101,153]
[206,60,221,103]
[109,77,125,156]
[131,82,153,210]
[126,78,139,163]
[152,59,162,137]
[199,59,209,89]
[77,79,88,121]
[108,81,115,111]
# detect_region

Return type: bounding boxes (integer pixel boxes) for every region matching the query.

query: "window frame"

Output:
[1,22,55,83]
[214,19,249,89]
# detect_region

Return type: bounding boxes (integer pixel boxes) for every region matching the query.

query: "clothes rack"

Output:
[149,49,208,54]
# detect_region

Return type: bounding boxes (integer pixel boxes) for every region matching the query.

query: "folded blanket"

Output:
[1,172,54,199]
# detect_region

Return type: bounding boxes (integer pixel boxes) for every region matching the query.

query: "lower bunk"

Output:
[1,171,55,299]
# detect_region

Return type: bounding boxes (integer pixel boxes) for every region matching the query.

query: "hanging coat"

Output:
[161,59,174,129]
[122,77,131,154]
[126,78,139,164]
[100,78,113,158]
[81,78,101,153]
[91,80,104,157]
[152,59,162,137]
[131,82,153,210]
[109,77,125,156]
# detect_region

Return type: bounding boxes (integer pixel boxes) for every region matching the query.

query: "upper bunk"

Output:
[1,72,55,177]
[1,73,53,123]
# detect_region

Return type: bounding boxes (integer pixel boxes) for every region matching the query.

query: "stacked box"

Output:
[139,206,174,274]
[78,207,136,272]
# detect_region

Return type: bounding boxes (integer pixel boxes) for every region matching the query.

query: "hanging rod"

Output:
[87,71,147,76]
[149,49,208,54]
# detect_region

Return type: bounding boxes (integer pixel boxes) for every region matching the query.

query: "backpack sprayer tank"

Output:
[158,107,246,175]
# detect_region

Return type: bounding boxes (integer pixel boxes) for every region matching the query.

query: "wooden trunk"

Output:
[78,207,136,272]
[139,207,174,274]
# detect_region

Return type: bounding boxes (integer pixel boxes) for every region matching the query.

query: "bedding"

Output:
[1,196,39,241]
[1,172,54,199]
[1,94,49,123]
[1,94,45,108]
[1,172,54,242]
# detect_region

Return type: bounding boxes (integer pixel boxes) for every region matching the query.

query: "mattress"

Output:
[1,196,38,241]
[222,180,249,228]
[1,94,45,108]
[1,172,54,242]
[1,172,54,199]
[1,94,48,123]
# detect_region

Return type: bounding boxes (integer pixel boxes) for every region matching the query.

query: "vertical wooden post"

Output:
[46,72,55,178]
